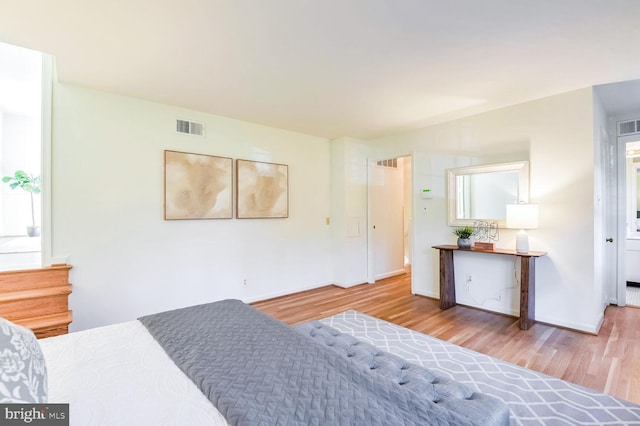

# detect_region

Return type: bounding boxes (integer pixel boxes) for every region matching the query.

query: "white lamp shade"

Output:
[506,204,539,230]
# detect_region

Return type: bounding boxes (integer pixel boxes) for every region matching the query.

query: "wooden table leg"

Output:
[439,249,456,309]
[519,256,536,330]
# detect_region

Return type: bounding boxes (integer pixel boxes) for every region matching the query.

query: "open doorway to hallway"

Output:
[370,155,412,282]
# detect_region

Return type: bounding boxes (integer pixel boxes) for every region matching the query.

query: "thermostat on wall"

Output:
[421,189,433,199]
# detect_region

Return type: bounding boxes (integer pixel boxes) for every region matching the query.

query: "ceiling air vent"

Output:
[176,119,204,136]
[376,158,398,168]
[619,119,640,136]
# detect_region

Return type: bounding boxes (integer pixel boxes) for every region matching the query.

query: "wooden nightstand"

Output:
[0,264,72,338]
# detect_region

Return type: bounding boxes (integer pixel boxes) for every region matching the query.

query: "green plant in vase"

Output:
[453,225,474,249]
[2,170,41,237]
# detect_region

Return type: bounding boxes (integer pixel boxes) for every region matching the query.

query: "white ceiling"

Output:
[1,0,640,139]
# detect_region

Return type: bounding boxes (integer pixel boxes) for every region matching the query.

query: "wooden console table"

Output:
[432,245,546,330]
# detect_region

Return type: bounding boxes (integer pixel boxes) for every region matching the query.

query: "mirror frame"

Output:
[626,158,640,237]
[446,161,529,227]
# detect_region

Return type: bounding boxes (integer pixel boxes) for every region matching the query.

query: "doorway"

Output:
[368,155,412,283]
[622,140,640,307]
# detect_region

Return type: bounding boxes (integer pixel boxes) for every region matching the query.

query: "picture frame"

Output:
[164,150,233,220]
[236,159,288,219]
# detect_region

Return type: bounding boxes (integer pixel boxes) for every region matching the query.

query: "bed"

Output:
[3,300,640,425]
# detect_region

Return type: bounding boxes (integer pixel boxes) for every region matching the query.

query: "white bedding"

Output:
[39,320,228,426]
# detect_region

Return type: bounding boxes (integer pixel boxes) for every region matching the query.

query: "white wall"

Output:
[410,151,527,317]
[330,137,369,287]
[51,82,605,333]
[52,84,332,331]
[354,88,601,332]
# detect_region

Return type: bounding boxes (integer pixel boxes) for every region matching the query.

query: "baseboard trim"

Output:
[245,281,332,304]
[374,269,406,281]
[413,290,602,335]
[333,281,368,289]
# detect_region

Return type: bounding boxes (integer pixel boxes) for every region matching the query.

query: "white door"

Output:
[599,127,617,305]
[371,162,404,280]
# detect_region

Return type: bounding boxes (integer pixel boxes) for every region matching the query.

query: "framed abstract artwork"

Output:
[236,159,288,219]
[164,150,233,220]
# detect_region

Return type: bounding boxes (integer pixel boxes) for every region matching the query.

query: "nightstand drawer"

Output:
[18,311,73,338]
[0,264,72,338]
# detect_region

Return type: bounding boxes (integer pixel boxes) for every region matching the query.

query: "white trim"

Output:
[333,280,367,289]
[412,288,604,334]
[374,268,406,281]
[367,153,414,285]
[409,150,416,296]
[617,137,626,306]
[615,134,640,307]
[40,54,53,267]
[413,289,439,299]
[243,280,332,303]
[366,158,375,283]
[534,313,603,335]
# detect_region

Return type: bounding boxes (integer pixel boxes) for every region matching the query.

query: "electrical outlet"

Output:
[466,274,473,284]
[243,279,247,286]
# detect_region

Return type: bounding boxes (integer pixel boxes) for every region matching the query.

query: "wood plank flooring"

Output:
[252,272,640,405]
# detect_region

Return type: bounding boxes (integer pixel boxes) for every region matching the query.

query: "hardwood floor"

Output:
[252,272,640,405]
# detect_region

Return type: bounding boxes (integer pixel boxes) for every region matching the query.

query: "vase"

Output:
[457,237,472,249]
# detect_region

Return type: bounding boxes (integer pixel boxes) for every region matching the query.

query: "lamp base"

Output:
[515,230,529,253]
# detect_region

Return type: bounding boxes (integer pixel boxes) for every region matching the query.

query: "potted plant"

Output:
[453,225,474,249]
[2,170,41,237]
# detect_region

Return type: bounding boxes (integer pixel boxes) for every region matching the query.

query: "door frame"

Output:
[614,134,640,306]
[366,153,415,292]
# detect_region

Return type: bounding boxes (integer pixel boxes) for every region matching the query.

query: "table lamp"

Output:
[506,204,539,253]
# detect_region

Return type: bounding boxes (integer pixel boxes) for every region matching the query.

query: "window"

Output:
[0,42,49,271]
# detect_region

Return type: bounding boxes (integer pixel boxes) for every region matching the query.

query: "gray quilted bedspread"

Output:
[139,299,508,426]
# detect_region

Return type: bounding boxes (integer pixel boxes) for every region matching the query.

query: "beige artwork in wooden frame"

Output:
[164,150,233,220]
[236,159,288,219]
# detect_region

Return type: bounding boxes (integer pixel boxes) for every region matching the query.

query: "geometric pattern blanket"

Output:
[320,310,640,426]
[139,299,509,426]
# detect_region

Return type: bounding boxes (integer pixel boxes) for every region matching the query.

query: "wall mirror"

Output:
[447,161,529,227]
[626,156,640,236]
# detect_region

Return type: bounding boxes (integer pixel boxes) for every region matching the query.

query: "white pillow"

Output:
[0,317,47,402]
